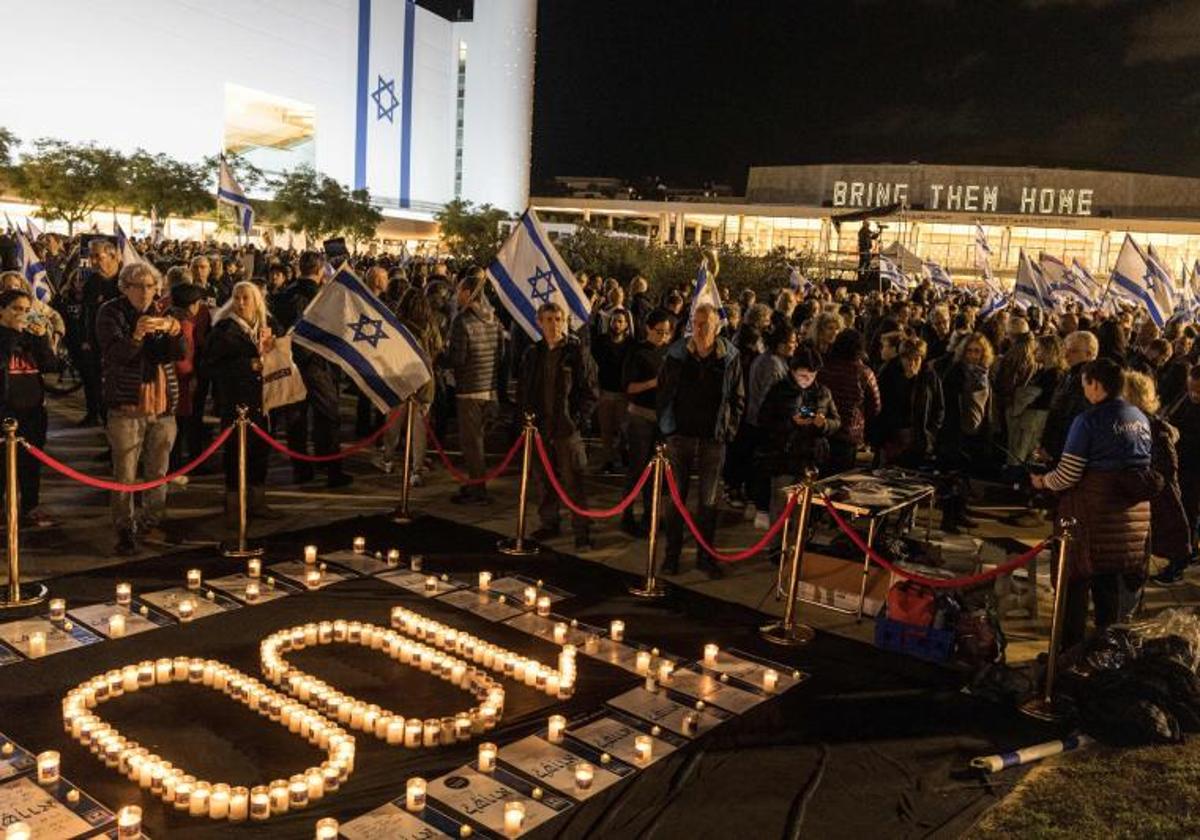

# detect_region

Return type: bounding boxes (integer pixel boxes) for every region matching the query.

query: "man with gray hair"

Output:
[1039,330,1100,461]
[96,263,186,555]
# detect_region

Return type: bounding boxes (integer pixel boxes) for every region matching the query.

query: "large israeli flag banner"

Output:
[291,266,431,412]
[1110,235,1175,327]
[217,159,254,235]
[1015,250,1051,310]
[16,232,53,303]
[114,222,143,267]
[922,259,953,288]
[686,257,727,334]
[487,209,590,340]
[879,254,912,290]
[1039,252,1085,308]
[354,0,413,205]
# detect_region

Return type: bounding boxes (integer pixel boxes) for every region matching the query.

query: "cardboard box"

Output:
[797,548,891,617]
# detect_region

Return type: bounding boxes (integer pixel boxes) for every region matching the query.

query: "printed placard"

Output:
[206,573,293,605]
[322,550,394,576]
[579,637,645,675]
[485,576,571,604]
[0,618,102,659]
[0,733,35,782]
[704,649,806,692]
[436,588,525,622]
[605,687,731,737]
[666,668,768,714]
[427,766,568,837]
[503,612,595,647]
[140,587,240,620]
[567,712,685,768]
[68,602,173,639]
[379,570,464,599]
[268,560,354,590]
[0,775,113,839]
[0,641,22,668]
[339,801,455,840]
[499,734,629,801]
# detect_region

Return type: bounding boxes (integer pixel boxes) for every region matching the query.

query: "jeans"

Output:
[625,412,658,521]
[107,411,177,531]
[456,396,490,494]
[1,408,46,516]
[1062,573,1121,650]
[382,402,428,474]
[285,400,343,479]
[536,432,590,538]
[664,435,726,564]
[596,390,627,467]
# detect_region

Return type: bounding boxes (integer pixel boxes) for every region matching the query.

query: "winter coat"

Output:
[1057,470,1152,582]
[937,360,991,463]
[96,297,184,413]
[818,356,880,447]
[1148,417,1192,560]
[447,302,502,396]
[657,336,745,443]
[517,335,599,440]
[757,378,841,476]
[199,317,268,419]
[872,359,944,461]
[1042,361,1089,459]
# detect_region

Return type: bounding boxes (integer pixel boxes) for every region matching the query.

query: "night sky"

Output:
[531,0,1200,193]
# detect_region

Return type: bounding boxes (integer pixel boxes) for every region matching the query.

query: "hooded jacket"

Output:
[656,336,745,442]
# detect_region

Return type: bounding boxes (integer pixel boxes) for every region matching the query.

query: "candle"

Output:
[115,804,142,838]
[288,775,308,810]
[250,786,270,820]
[644,674,657,693]
[247,558,261,578]
[116,582,132,607]
[268,779,289,814]
[547,714,565,744]
[423,718,439,747]
[636,650,651,674]
[610,620,624,642]
[49,597,66,622]
[404,718,422,748]
[208,783,230,819]
[503,801,526,837]
[186,569,201,590]
[229,786,249,821]
[306,769,324,801]
[5,822,31,840]
[36,750,60,785]
[387,548,401,566]
[424,575,437,593]
[352,537,365,554]
[315,817,339,839]
[188,781,211,817]
[103,612,127,639]
[553,622,568,644]
[178,598,195,622]
[305,568,322,589]
[536,595,551,616]
[703,643,719,666]
[245,580,260,603]
[681,711,699,737]
[405,777,426,812]
[410,554,423,571]
[634,734,652,764]
[763,668,779,692]
[658,660,675,685]
[478,742,497,772]
[478,571,492,590]
[574,761,594,790]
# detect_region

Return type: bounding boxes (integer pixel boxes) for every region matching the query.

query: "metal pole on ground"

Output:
[775,488,797,601]
[761,468,817,646]
[498,414,540,556]
[393,399,418,524]
[221,406,264,559]
[1019,517,1075,722]
[629,445,667,598]
[0,419,46,609]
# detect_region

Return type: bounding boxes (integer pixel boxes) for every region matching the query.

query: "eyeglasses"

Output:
[123,283,158,291]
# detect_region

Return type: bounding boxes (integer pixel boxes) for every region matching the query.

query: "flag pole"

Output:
[497,414,540,556]
[393,398,419,524]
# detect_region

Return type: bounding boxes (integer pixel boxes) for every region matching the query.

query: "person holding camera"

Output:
[97,263,186,555]
[858,220,879,282]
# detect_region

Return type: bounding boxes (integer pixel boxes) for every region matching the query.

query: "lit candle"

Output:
[250,786,270,821]
[306,769,324,801]
[306,545,320,564]
[536,595,551,616]
[424,575,437,593]
[4,822,31,840]
[553,622,568,644]
[703,643,719,666]
[188,781,211,817]
[116,582,132,607]
[547,714,566,744]
[288,775,308,810]
[634,734,653,764]
[178,598,195,622]
[186,569,201,590]
[108,613,126,639]
[410,554,423,571]
[504,801,526,837]
[315,817,339,839]
[268,779,289,815]
[478,741,497,772]
[386,717,404,745]
[423,718,439,747]
[610,620,624,642]
[404,718,422,748]
[644,674,657,693]
[208,784,230,819]
[405,777,426,812]
[636,650,651,674]
[244,580,260,603]
[658,660,675,685]
[574,761,594,790]
[387,549,401,566]
[305,568,322,589]
[247,558,261,578]
[478,571,492,590]
[681,711,699,737]
[36,750,60,785]
[352,537,365,555]
[763,669,779,693]
[229,786,249,821]
[49,597,66,622]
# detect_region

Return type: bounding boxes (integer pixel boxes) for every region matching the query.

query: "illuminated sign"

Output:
[831,181,1094,216]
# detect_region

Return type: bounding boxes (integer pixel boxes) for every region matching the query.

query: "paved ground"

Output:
[15,389,1198,666]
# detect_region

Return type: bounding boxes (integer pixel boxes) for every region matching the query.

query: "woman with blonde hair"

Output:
[936,332,994,532]
[1006,334,1066,464]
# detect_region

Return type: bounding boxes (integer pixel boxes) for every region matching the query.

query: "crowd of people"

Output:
[1,228,1199,646]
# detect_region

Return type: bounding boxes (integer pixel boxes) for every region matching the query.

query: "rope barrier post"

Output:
[761,468,818,646]
[392,399,419,525]
[498,413,540,557]
[1019,517,1075,722]
[1,419,46,610]
[629,444,668,598]
[775,487,798,601]
[221,406,264,560]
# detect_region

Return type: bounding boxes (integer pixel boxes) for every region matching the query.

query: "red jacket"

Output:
[818,357,880,446]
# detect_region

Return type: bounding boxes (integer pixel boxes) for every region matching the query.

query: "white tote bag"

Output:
[261,334,307,412]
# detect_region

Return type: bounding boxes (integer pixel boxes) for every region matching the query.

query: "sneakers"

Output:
[169,475,189,488]
[410,471,424,488]
[114,529,137,556]
[754,511,770,530]
[1151,568,1186,587]
[374,456,395,474]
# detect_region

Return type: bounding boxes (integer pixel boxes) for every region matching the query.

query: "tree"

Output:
[121,150,211,219]
[434,199,511,267]
[0,127,16,167]
[10,139,125,234]
[270,165,382,244]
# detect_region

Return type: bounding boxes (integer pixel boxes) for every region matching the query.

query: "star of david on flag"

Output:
[1110,235,1176,328]
[370,75,399,122]
[486,209,590,340]
[347,313,387,348]
[16,231,53,303]
[217,157,254,236]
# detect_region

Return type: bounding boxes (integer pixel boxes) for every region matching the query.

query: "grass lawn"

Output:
[967,738,1200,839]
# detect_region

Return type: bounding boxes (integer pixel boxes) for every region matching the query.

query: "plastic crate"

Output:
[874,617,956,663]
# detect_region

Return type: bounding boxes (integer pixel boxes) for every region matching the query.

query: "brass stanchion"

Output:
[221,406,264,559]
[761,468,817,646]
[775,488,798,601]
[393,399,419,524]
[1,419,47,609]
[497,414,540,556]
[1020,517,1075,722]
[629,445,668,598]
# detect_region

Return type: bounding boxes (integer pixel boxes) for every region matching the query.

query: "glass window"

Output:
[223,83,315,178]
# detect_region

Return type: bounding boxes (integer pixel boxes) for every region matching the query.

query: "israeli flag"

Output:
[291,265,431,412]
[25,217,42,240]
[879,255,912,290]
[686,257,727,335]
[921,259,953,288]
[1110,235,1175,328]
[1015,250,1051,310]
[1191,260,1200,309]
[354,0,413,204]
[979,290,1009,321]
[974,223,999,291]
[487,209,590,341]
[788,264,811,293]
[114,222,143,267]
[1039,252,1089,308]
[217,158,254,236]
[16,232,53,303]
[1147,243,1180,310]
[150,205,163,245]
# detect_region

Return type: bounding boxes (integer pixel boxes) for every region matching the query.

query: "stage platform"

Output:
[0,513,1056,839]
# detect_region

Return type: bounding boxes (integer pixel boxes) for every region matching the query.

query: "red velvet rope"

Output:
[663,464,797,563]
[821,495,1050,589]
[534,432,653,519]
[250,409,403,462]
[23,426,234,492]
[424,417,525,485]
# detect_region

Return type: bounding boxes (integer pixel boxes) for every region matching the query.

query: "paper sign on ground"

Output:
[0,776,112,839]
[140,587,239,620]
[339,801,454,840]
[427,765,568,837]
[436,588,525,621]
[378,570,463,598]
[498,734,629,801]
[503,612,595,646]
[68,602,172,639]
[322,550,394,576]
[568,713,684,767]
[0,733,35,781]
[0,618,101,658]
[206,573,292,605]
[667,668,769,714]
[605,686,731,737]
[269,561,353,590]
[705,649,806,691]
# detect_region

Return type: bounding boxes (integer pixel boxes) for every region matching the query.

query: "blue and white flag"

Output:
[217,158,254,236]
[921,259,953,289]
[1110,235,1175,328]
[114,222,143,267]
[25,217,42,241]
[788,265,811,294]
[979,290,1009,321]
[1040,252,1089,309]
[487,209,590,340]
[974,223,999,292]
[150,205,163,245]
[291,265,431,412]
[353,0,414,204]
[1147,244,1180,310]
[686,257,727,335]
[1191,260,1200,310]
[16,232,53,303]
[1014,250,1051,310]
[879,255,912,290]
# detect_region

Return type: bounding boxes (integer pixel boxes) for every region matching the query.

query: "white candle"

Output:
[658,660,675,684]
[410,554,423,571]
[478,742,497,772]
[315,817,339,839]
[36,750,59,785]
[386,717,404,745]
[387,549,401,566]
[424,575,437,593]
[116,804,142,838]
[681,711,700,737]
[504,801,526,837]
[547,714,565,744]
[634,734,652,764]
[250,786,270,820]
[644,674,658,692]
[229,786,249,821]
[406,777,426,812]
[703,644,719,666]
[49,597,66,622]
[305,568,322,589]
[610,620,624,642]
[116,582,132,607]
[188,781,211,816]
[288,776,308,810]
[352,537,365,555]
[553,622,568,644]
[574,761,594,790]
[244,581,260,603]
[763,668,779,693]
[178,599,195,622]
[478,571,492,590]
[247,558,261,578]
[536,595,551,616]
[186,569,201,590]
[208,784,230,819]
[636,650,651,674]
[108,613,126,639]
[27,630,46,658]
[306,545,320,564]
[4,822,31,840]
